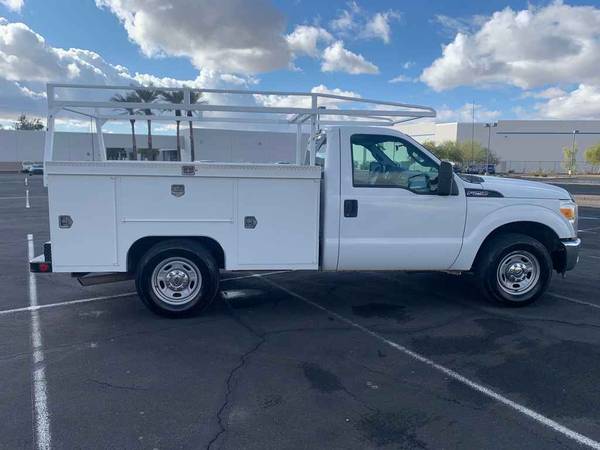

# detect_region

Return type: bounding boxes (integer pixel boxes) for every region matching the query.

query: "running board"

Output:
[76,272,133,286]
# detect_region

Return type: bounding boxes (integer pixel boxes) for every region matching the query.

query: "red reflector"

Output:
[39,263,50,272]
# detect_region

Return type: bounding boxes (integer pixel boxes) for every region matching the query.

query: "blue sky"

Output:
[1,0,600,130]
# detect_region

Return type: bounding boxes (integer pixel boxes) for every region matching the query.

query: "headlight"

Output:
[560,201,578,234]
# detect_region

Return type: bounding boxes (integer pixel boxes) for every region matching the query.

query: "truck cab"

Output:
[321,126,578,301]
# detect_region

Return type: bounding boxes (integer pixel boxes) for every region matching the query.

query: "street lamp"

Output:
[484,122,498,175]
[570,129,579,176]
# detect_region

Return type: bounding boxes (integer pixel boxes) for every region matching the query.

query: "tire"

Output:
[476,233,552,306]
[135,239,220,317]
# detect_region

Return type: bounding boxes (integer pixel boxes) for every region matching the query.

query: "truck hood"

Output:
[463,175,571,200]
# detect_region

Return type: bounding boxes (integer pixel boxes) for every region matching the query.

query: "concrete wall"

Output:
[0,128,306,170]
[193,128,307,164]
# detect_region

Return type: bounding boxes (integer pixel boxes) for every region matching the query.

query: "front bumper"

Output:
[560,238,581,272]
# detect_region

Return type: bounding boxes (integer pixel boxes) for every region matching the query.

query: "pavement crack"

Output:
[87,378,149,392]
[206,295,267,450]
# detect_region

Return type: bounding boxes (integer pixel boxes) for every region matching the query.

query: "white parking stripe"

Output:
[548,293,600,310]
[0,271,289,317]
[221,271,289,282]
[26,190,30,209]
[27,234,51,450]
[0,196,47,201]
[0,292,138,316]
[262,277,600,450]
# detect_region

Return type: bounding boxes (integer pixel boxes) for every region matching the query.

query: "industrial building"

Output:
[396,120,600,173]
[1,120,599,173]
[0,128,304,172]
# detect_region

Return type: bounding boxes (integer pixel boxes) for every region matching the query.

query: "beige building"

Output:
[397,120,600,173]
[2,121,599,173]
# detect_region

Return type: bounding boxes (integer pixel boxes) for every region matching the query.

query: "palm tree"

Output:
[186,89,204,162]
[134,85,159,160]
[111,92,139,160]
[160,90,184,161]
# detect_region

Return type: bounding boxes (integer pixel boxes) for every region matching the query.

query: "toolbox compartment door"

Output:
[48,175,118,270]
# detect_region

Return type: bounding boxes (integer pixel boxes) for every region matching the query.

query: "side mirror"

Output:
[438,161,453,196]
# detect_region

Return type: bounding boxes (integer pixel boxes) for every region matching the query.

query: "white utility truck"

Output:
[30,84,580,317]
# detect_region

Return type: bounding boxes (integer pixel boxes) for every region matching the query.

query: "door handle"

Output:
[344,199,358,217]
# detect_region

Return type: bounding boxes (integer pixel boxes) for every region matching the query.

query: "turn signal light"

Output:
[560,206,576,221]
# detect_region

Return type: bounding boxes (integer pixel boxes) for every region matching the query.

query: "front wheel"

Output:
[135,240,220,317]
[476,233,553,306]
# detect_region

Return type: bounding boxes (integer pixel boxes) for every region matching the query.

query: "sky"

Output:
[1,0,600,132]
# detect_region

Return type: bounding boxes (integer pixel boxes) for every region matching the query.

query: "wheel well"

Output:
[473,221,563,271]
[127,236,225,272]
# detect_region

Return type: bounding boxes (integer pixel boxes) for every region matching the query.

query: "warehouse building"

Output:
[0,128,304,171]
[1,120,599,173]
[396,120,600,173]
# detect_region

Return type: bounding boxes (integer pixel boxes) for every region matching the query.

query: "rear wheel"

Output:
[135,240,220,317]
[477,233,552,306]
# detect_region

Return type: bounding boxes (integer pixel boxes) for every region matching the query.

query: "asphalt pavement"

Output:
[1,172,600,449]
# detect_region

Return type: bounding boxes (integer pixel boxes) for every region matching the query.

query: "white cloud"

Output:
[286,25,333,58]
[389,75,412,83]
[436,103,501,123]
[330,2,400,43]
[535,84,600,120]
[321,41,379,74]
[254,84,360,109]
[286,24,376,75]
[422,2,600,91]
[0,17,259,120]
[522,87,567,99]
[330,1,360,32]
[0,0,23,12]
[363,11,401,44]
[402,61,414,69]
[95,0,290,74]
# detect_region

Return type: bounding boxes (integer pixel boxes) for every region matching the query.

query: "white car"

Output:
[27,163,44,175]
[21,161,35,173]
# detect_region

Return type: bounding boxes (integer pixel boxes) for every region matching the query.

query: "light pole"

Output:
[484,122,497,175]
[570,129,579,176]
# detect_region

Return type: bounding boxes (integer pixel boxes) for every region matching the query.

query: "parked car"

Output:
[21,161,35,173]
[28,163,44,175]
[467,163,496,175]
[31,84,580,317]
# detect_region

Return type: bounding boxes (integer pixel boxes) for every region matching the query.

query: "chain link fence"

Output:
[496,160,598,175]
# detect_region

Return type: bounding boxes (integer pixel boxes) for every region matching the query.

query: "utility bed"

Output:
[46,160,321,272]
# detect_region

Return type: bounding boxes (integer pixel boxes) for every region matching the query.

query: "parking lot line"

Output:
[27,234,51,450]
[26,190,30,209]
[548,293,600,310]
[0,271,288,317]
[0,292,138,316]
[261,276,600,450]
[0,196,47,201]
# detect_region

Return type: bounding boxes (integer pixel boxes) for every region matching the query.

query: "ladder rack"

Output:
[44,83,436,167]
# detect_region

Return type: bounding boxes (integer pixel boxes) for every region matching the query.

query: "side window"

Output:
[351,134,439,194]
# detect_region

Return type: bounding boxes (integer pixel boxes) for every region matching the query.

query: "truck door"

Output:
[337,129,466,270]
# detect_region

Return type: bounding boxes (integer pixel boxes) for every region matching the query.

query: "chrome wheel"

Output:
[151,257,202,305]
[496,251,540,296]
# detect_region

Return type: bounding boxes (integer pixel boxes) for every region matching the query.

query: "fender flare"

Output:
[451,203,572,270]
